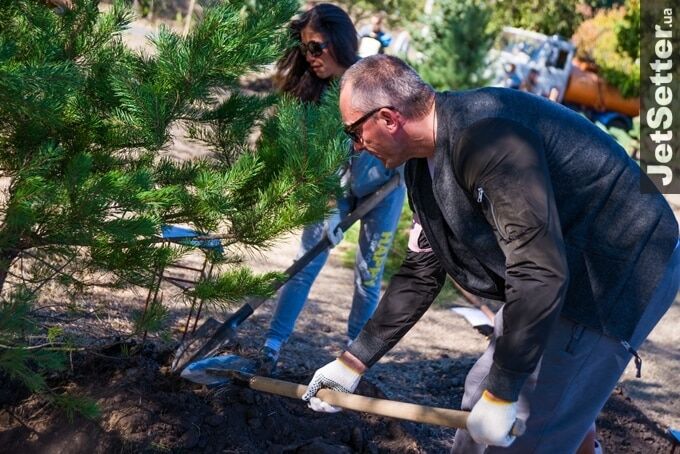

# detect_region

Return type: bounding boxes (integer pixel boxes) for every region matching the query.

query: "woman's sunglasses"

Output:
[299,40,328,57]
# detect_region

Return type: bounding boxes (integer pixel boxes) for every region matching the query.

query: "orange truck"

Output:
[492,27,638,130]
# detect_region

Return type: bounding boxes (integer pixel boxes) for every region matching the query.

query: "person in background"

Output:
[502,63,522,89]
[301,55,679,454]
[519,67,541,95]
[257,5,406,375]
[358,11,392,55]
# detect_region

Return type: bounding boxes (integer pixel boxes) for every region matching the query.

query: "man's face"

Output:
[339,85,406,169]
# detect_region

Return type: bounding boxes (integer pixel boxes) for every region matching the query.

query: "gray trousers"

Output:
[452,242,680,454]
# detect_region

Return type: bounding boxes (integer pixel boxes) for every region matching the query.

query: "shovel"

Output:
[181,356,525,435]
[171,174,402,373]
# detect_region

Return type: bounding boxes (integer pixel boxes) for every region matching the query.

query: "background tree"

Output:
[571,3,640,97]
[408,0,493,91]
[333,0,425,27]
[488,0,584,38]
[616,0,640,61]
[0,0,347,414]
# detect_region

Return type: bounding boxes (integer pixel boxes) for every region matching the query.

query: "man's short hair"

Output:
[341,55,434,119]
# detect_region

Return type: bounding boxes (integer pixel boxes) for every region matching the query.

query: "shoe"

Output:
[255,346,279,376]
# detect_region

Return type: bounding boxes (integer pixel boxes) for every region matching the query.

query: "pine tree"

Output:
[409,0,493,91]
[0,0,348,413]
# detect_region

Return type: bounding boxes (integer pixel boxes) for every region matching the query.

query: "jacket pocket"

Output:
[476,186,509,242]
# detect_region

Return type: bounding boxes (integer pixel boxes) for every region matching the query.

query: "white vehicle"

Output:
[490,27,637,130]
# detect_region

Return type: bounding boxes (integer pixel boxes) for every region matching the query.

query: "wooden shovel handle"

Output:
[248,375,525,436]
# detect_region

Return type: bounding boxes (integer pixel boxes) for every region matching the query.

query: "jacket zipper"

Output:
[476,187,509,241]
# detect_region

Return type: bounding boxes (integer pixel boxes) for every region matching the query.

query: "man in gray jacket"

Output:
[301,55,680,452]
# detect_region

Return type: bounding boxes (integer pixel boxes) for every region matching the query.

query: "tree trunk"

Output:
[0,247,20,295]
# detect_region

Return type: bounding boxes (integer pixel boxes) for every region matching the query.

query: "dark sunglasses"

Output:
[299,40,329,57]
[343,106,395,143]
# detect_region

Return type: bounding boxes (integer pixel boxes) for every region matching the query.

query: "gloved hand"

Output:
[467,390,518,447]
[301,358,363,413]
[323,211,343,247]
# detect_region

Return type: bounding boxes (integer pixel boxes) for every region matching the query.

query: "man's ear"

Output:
[379,109,400,132]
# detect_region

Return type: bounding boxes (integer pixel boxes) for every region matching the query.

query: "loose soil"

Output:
[0,339,674,453]
[0,344,421,454]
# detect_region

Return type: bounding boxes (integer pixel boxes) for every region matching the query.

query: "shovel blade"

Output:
[180,354,257,386]
[172,317,226,373]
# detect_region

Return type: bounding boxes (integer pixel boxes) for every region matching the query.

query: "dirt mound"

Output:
[1,341,677,453]
[0,344,422,453]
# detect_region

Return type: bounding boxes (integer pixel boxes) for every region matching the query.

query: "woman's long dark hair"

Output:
[275,3,358,103]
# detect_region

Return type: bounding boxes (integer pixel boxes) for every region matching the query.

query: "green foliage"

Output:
[616,0,640,60]
[0,0,343,303]
[0,0,350,416]
[488,0,584,38]
[47,326,64,343]
[51,391,101,421]
[410,0,493,91]
[254,85,349,236]
[133,298,170,335]
[190,268,285,309]
[0,287,34,335]
[572,5,640,97]
[334,0,426,27]
[0,288,66,392]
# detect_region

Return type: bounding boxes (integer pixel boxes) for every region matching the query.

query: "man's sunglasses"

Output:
[343,106,395,143]
[299,40,329,57]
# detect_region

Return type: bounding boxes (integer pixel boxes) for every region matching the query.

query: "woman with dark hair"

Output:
[257,3,406,375]
[275,3,358,103]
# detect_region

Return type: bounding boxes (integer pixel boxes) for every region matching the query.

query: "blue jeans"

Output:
[452,240,680,453]
[264,184,406,351]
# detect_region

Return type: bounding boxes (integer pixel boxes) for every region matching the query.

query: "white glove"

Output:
[467,390,518,447]
[323,211,343,247]
[301,358,362,413]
